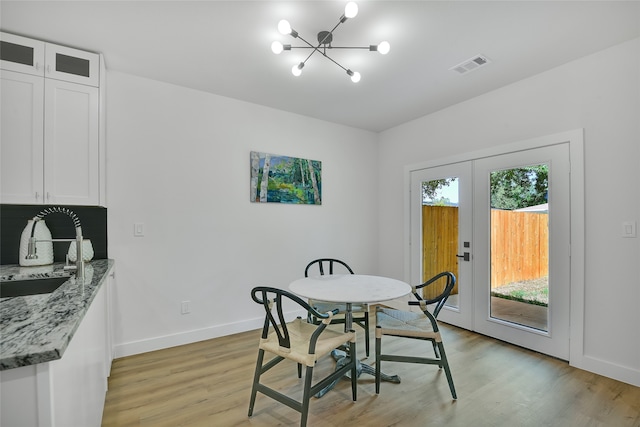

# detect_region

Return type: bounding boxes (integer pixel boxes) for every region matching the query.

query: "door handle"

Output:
[456,252,470,261]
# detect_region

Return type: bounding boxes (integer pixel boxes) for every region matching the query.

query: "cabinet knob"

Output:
[35,191,40,201]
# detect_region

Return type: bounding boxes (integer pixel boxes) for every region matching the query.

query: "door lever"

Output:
[456,252,470,261]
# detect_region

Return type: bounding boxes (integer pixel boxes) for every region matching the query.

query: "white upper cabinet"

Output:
[44,79,100,205]
[0,70,45,204]
[1,32,99,86]
[0,32,105,206]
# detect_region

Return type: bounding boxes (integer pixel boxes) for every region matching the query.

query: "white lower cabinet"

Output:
[0,280,112,427]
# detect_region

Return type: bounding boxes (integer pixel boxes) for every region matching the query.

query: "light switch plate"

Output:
[622,221,637,238]
[134,223,144,237]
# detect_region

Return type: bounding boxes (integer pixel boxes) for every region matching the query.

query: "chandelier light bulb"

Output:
[347,69,361,83]
[292,63,304,76]
[377,41,390,55]
[271,41,284,54]
[344,2,359,19]
[278,19,292,35]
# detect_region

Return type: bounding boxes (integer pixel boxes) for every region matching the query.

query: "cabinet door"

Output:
[0,70,44,204]
[49,282,109,427]
[45,43,100,87]
[44,79,99,205]
[0,32,45,76]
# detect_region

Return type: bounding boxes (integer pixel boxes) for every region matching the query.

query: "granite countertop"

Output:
[0,259,115,370]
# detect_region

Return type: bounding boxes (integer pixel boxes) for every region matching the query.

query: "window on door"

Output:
[488,164,549,332]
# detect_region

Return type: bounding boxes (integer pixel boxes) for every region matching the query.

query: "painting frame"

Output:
[250,151,322,204]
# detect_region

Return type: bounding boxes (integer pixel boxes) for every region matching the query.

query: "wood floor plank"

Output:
[102,324,640,426]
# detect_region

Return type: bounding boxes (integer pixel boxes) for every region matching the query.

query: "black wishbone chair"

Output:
[375,271,457,399]
[248,286,357,427]
[304,258,371,357]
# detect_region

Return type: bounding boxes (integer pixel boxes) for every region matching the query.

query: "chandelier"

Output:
[271,2,390,83]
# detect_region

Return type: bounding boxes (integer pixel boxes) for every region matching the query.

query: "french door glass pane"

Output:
[489,164,549,331]
[422,177,459,308]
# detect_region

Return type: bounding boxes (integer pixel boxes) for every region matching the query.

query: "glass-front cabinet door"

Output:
[45,43,99,87]
[1,32,99,87]
[0,32,45,76]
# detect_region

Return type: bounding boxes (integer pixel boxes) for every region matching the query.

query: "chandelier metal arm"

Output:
[288,46,372,50]
[294,15,347,67]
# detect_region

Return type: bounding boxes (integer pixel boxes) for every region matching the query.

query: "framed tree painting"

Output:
[250,151,322,204]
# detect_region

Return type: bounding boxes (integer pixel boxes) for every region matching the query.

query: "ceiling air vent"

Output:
[450,54,491,75]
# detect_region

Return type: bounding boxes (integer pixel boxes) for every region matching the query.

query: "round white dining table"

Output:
[290,274,412,329]
[289,274,411,305]
[289,274,412,397]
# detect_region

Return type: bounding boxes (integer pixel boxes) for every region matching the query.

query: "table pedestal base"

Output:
[315,350,401,398]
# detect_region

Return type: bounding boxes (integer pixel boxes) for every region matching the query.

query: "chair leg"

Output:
[349,339,358,401]
[300,365,314,427]
[431,340,442,368]
[375,328,382,394]
[437,341,457,399]
[248,349,265,416]
[364,314,370,357]
[298,363,302,378]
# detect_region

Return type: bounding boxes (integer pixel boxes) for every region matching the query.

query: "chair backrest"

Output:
[304,258,354,277]
[409,271,456,318]
[251,286,337,351]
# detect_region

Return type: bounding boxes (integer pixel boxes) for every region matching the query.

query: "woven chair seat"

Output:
[260,317,356,367]
[376,307,439,340]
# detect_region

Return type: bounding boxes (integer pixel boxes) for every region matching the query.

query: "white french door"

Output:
[473,144,570,359]
[409,142,571,360]
[410,162,473,330]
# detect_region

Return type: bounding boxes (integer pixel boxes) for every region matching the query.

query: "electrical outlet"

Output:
[622,221,637,238]
[181,300,191,314]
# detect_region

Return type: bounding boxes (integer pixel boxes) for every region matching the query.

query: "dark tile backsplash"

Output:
[0,204,107,265]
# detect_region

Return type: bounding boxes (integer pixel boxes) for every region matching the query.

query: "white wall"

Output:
[377,38,640,386]
[106,71,379,356]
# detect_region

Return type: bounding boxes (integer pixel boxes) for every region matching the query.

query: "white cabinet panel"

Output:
[0,70,44,204]
[44,79,99,205]
[48,282,108,427]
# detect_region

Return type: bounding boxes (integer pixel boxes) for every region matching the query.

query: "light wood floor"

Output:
[102,322,640,426]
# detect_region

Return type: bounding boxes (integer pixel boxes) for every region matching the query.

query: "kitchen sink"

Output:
[0,276,69,298]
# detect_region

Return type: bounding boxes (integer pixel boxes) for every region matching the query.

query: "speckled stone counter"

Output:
[0,259,114,370]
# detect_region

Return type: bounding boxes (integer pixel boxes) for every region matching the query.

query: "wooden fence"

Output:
[421,205,548,298]
[422,206,459,299]
[490,209,548,288]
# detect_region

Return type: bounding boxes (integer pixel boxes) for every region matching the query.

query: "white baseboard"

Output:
[571,355,640,387]
[113,309,306,358]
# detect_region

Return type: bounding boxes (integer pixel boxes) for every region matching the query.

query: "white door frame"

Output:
[404,129,585,363]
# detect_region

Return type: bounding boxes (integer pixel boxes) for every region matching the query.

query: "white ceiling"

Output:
[2,1,639,132]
